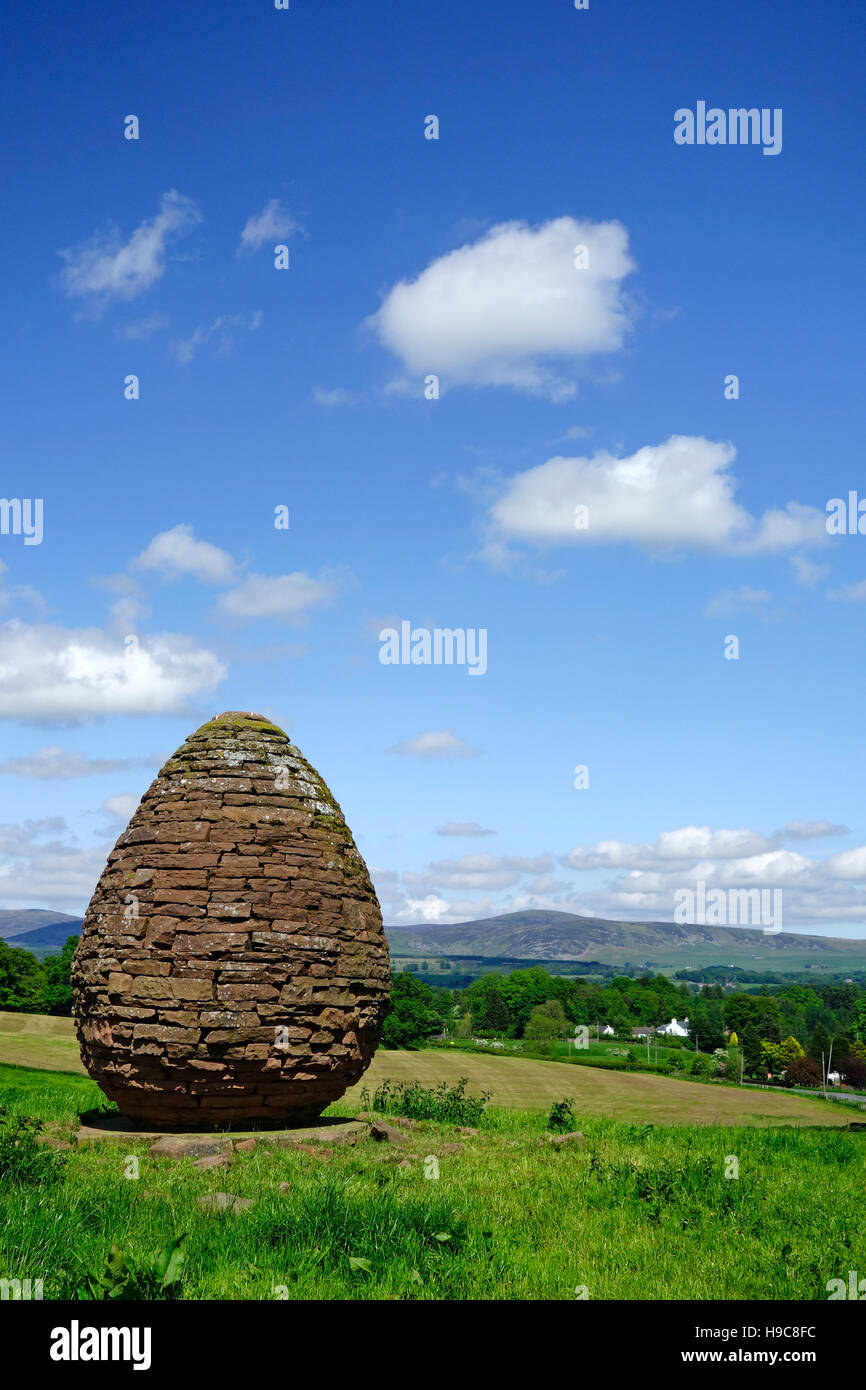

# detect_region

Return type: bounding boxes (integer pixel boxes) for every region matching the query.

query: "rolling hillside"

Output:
[0,909,82,940]
[0,1014,854,1127]
[385,910,866,973]
[0,910,83,958]
[2,905,865,973]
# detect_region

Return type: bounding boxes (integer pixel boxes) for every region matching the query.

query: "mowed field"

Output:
[0,1011,853,1127]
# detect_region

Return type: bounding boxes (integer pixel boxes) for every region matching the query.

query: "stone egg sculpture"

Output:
[71,712,390,1128]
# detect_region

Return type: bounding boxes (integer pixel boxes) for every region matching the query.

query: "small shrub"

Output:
[358,1076,491,1126]
[837,1055,866,1091]
[77,1235,187,1301]
[546,1099,576,1133]
[0,1109,65,1187]
[784,1056,821,1089]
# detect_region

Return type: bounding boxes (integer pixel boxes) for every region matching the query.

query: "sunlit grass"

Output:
[1,1063,863,1301]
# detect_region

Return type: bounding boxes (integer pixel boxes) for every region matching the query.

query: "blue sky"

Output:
[1,0,865,935]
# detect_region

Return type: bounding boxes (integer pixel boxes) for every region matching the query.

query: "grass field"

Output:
[0,1010,853,1129]
[1,1060,863,1301]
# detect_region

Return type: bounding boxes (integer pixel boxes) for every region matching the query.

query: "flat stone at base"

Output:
[73,1110,366,1149]
[257,1120,365,1147]
[150,1136,233,1160]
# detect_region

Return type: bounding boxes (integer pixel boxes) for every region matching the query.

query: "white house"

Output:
[596,1023,616,1037]
[657,1017,690,1037]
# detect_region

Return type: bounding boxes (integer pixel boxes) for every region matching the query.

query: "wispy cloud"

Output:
[59,190,201,312]
[131,524,238,586]
[114,311,169,341]
[212,569,347,624]
[169,310,263,365]
[101,793,139,823]
[0,747,156,780]
[704,585,773,617]
[389,729,480,759]
[827,578,866,603]
[312,387,368,407]
[238,200,301,256]
[436,822,495,836]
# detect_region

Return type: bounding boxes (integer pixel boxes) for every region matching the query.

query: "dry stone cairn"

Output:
[71,712,390,1128]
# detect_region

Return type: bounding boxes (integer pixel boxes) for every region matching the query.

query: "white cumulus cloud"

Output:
[367,216,636,398]
[483,436,827,561]
[131,524,238,586]
[0,619,226,719]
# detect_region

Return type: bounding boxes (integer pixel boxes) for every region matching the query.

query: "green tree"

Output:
[0,941,43,1012]
[808,1023,832,1063]
[724,993,781,1040]
[474,985,510,1033]
[524,1000,569,1042]
[688,1000,726,1052]
[741,1023,762,1078]
[382,972,448,1049]
[40,936,77,1016]
[762,1035,805,1073]
[498,967,552,1034]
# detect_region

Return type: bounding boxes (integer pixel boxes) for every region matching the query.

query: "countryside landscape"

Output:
[2,891,865,1305]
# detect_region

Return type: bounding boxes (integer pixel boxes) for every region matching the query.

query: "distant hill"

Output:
[0,909,82,939]
[0,911,83,960]
[385,910,866,973]
[4,906,866,974]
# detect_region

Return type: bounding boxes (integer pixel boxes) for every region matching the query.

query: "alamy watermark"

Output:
[827,1270,866,1299]
[674,103,782,156]
[379,621,487,676]
[1,1276,43,1300]
[0,497,42,545]
[826,492,866,534]
[674,880,782,935]
[50,1322,151,1370]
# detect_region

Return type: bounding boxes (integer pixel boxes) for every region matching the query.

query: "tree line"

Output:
[381,965,866,1086]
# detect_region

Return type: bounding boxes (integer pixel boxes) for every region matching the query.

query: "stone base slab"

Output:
[74,1109,366,1148]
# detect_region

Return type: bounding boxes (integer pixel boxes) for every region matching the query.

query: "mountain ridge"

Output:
[385,910,866,970]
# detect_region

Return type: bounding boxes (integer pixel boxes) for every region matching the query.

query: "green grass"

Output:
[1,1012,855,1128]
[349,1048,854,1126]
[0,1061,864,1300]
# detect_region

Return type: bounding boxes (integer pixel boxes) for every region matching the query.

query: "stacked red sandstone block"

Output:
[71,711,390,1128]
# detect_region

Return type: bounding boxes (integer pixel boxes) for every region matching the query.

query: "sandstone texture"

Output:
[71,711,390,1127]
